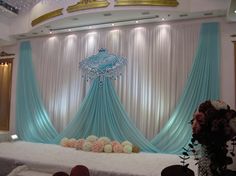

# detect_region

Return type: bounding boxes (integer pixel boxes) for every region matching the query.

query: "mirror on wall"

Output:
[0,51,14,131]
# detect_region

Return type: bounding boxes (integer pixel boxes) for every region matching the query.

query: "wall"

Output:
[221,21,236,108]
[0,22,10,42]
[1,18,235,155]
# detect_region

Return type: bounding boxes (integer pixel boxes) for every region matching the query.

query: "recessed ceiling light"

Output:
[112,23,115,26]
[234,10,236,14]
[142,11,150,15]
[135,21,139,23]
[104,13,112,16]
[68,29,71,31]
[49,31,52,34]
[162,18,165,21]
[204,12,213,16]
[11,134,18,141]
[179,14,188,17]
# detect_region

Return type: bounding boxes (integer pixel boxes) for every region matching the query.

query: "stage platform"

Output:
[0,141,197,176]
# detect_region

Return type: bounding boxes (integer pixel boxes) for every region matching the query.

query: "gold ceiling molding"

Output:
[115,0,179,7]
[0,51,15,60]
[0,51,15,57]
[67,0,110,13]
[31,8,63,27]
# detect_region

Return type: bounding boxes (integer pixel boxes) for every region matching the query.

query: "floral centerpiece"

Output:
[191,100,236,176]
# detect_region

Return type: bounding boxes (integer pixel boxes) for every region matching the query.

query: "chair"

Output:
[53,171,69,176]
[70,165,90,176]
[161,165,194,176]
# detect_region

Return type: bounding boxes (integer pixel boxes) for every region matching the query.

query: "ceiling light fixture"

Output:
[112,23,115,26]
[234,10,236,14]
[162,18,165,21]
[50,15,166,33]
[68,29,71,31]
[104,13,112,16]
[142,11,150,15]
[11,134,19,141]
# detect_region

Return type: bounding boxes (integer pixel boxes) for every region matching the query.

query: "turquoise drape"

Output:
[53,78,159,152]
[16,41,58,143]
[16,22,220,153]
[151,22,220,154]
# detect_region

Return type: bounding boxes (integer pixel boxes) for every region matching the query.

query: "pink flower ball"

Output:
[192,119,201,134]
[91,141,104,152]
[111,141,120,148]
[113,144,123,153]
[68,138,77,148]
[194,112,205,123]
[98,137,111,145]
[75,139,85,150]
[60,138,69,147]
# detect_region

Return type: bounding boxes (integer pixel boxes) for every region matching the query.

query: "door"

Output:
[0,52,14,131]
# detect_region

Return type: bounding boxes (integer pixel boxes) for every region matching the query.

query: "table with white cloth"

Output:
[0,141,197,176]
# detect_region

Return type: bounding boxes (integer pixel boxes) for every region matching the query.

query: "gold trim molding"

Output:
[67,0,110,13]
[0,51,15,57]
[31,8,63,27]
[115,0,179,6]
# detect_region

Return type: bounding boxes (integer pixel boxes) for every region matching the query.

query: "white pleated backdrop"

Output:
[30,22,200,139]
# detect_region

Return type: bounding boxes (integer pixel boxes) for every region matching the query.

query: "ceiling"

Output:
[0,0,235,40]
[27,9,226,37]
[0,0,40,24]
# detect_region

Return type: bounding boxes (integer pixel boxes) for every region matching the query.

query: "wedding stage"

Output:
[0,141,197,176]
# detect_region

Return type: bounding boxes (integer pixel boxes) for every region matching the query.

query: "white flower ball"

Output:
[104,144,113,153]
[86,135,98,143]
[121,140,133,147]
[82,141,93,151]
[211,100,228,110]
[98,137,111,145]
[123,145,132,153]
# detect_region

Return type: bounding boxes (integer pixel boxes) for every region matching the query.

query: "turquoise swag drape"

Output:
[16,41,58,143]
[53,78,159,152]
[151,22,220,154]
[16,22,220,153]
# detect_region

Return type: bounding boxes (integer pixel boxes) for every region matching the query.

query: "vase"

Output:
[198,156,213,176]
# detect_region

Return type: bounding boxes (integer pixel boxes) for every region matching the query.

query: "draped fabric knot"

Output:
[79,48,127,85]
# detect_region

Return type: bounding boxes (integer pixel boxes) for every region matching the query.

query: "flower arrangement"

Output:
[188,100,236,176]
[60,135,140,154]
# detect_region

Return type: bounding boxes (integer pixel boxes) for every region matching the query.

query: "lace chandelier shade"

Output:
[79,48,127,83]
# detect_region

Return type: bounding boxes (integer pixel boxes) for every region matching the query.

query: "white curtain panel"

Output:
[31,22,200,139]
